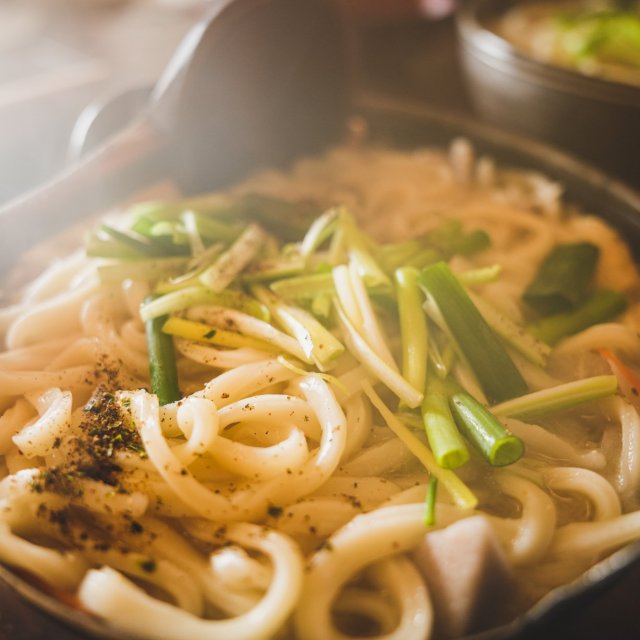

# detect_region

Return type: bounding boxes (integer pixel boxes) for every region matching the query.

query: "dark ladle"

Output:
[0,0,347,275]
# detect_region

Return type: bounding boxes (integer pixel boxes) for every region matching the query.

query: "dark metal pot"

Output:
[2,89,640,639]
[456,0,640,189]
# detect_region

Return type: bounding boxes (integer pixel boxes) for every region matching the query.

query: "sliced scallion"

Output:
[253,286,344,369]
[468,290,550,367]
[347,261,397,369]
[270,272,335,300]
[199,224,265,292]
[529,289,627,345]
[149,220,189,245]
[379,237,434,273]
[162,317,274,351]
[181,211,205,256]
[154,243,225,294]
[310,293,333,320]
[300,208,339,260]
[333,265,364,332]
[242,257,306,283]
[457,264,503,286]
[428,332,456,379]
[422,376,469,469]
[419,262,527,403]
[185,211,244,244]
[491,375,618,420]
[336,301,423,408]
[428,219,490,258]
[127,194,234,229]
[523,242,600,315]
[362,381,477,510]
[340,209,391,290]
[395,267,428,394]
[85,232,146,260]
[424,476,438,526]
[184,307,309,362]
[449,391,524,467]
[145,309,181,406]
[100,224,186,257]
[140,287,269,323]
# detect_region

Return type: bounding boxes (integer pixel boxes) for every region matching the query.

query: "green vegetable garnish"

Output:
[363,381,477,510]
[491,375,618,420]
[523,242,600,315]
[421,376,469,469]
[529,288,627,345]
[424,476,438,526]
[419,261,528,403]
[253,285,344,370]
[428,219,490,258]
[140,287,269,322]
[395,267,429,395]
[199,224,265,292]
[145,306,181,406]
[449,391,524,467]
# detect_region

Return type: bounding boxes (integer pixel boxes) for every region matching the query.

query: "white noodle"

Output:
[1,142,639,640]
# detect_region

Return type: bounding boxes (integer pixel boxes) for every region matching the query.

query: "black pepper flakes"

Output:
[29,387,146,508]
[138,559,157,573]
[129,521,144,534]
[267,505,283,518]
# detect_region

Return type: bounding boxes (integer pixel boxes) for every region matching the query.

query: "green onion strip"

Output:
[362,381,477,510]
[337,304,423,408]
[424,476,438,527]
[421,377,469,469]
[145,310,181,406]
[395,267,429,394]
[253,286,344,370]
[199,224,265,292]
[419,262,528,404]
[449,391,524,467]
[491,375,618,420]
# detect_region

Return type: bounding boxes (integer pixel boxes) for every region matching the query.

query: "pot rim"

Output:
[456,0,640,108]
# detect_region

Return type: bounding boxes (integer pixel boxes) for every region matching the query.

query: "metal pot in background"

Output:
[456,0,640,188]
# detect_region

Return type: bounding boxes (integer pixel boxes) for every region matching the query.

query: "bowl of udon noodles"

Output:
[456,0,640,188]
[2,91,640,640]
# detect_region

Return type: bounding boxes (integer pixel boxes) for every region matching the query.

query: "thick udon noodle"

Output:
[1,140,639,639]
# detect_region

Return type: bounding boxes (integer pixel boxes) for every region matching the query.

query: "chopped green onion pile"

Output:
[523,242,600,315]
[89,190,628,482]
